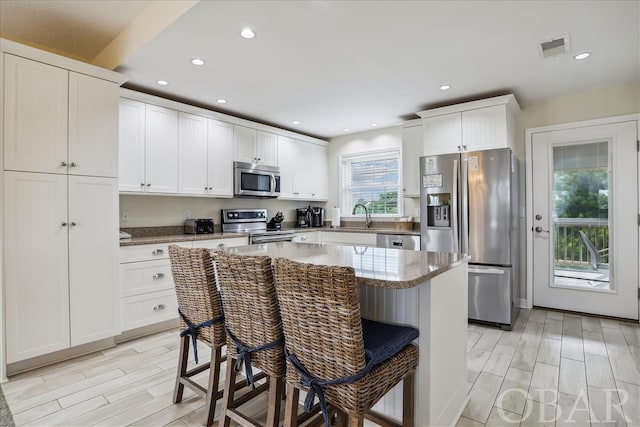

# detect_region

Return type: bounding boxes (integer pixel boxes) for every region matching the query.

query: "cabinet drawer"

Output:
[120,259,174,297]
[121,289,178,331]
[192,237,247,249]
[120,244,170,263]
[321,232,376,246]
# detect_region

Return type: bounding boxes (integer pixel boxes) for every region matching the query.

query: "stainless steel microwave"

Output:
[233,161,281,198]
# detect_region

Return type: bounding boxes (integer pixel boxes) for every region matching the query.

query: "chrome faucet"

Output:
[352,203,372,228]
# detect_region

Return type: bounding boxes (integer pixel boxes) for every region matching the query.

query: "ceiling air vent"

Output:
[540,34,571,58]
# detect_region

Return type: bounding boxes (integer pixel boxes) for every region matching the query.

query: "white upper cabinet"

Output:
[309,143,328,200]
[4,54,68,174]
[402,124,423,198]
[178,112,208,195]
[118,99,146,191]
[144,104,178,193]
[422,113,462,155]
[207,119,234,197]
[418,95,520,155]
[68,72,119,177]
[278,135,310,199]
[234,125,278,166]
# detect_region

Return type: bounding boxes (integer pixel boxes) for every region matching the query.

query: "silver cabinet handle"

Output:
[61,161,67,167]
[152,249,164,255]
[70,222,77,227]
[61,222,68,227]
[300,236,307,240]
[146,183,151,187]
[457,146,462,152]
[153,273,164,279]
[140,183,145,187]
[153,304,166,311]
[217,243,225,249]
[70,162,77,167]
[462,145,467,151]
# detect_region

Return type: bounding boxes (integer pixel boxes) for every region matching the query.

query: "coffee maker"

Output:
[296,207,311,228]
[310,207,325,227]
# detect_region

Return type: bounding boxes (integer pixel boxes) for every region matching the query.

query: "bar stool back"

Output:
[273,257,419,427]
[168,245,225,426]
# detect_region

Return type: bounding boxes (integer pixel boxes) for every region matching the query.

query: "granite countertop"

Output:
[223,242,468,289]
[119,232,248,246]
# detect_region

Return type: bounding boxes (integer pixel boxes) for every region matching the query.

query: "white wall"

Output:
[119,194,324,228]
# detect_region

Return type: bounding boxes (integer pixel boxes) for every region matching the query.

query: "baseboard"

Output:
[115,319,179,344]
[519,298,529,309]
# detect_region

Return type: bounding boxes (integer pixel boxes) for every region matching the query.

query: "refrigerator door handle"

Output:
[452,159,459,253]
[461,155,469,254]
[468,267,506,275]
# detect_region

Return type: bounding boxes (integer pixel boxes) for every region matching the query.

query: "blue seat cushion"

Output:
[361,318,419,367]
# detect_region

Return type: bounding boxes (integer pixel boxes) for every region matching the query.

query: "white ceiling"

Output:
[1,1,639,139]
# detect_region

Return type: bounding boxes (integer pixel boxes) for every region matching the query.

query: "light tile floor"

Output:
[0,309,638,426]
[459,308,640,427]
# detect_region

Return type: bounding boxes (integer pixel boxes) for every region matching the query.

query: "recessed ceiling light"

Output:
[292,121,300,125]
[157,80,169,86]
[216,99,227,104]
[574,52,591,60]
[191,58,205,66]
[371,123,377,127]
[344,128,350,132]
[240,28,256,39]
[440,85,451,90]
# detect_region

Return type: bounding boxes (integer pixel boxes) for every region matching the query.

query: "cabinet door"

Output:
[462,105,508,151]
[145,104,178,193]
[4,54,68,174]
[207,119,234,197]
[233,125,257,163]
[277,136,303,198]
[4,172,70,362]
[402,125,423,198]
[118,99,146,192]
[256,130,278,166]
[68,176,119,345]
[178,112,208,195]
[423,113,462,155]
[320,231,377,246]
[309,143,328,200]
[68,73,119,177]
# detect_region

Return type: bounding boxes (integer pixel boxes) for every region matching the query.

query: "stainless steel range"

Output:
[221,209,295,244]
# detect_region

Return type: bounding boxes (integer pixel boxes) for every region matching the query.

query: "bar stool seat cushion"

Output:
[361,318,419,368]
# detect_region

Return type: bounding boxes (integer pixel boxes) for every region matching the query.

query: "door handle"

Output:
[535,226,549,233]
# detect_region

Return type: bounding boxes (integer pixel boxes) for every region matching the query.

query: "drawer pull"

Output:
[153,304,166,311]
[152,249,164,255]
[152,273,164,280]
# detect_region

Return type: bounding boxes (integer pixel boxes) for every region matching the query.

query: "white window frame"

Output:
[339,148,403,218]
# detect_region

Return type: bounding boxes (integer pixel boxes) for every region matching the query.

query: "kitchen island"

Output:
[224,242,469,427]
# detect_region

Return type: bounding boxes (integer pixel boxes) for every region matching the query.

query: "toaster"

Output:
[184,218,214,234]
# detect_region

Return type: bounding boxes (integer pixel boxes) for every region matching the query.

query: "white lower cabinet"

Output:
[292,231,322,243]
[4,171,119,363]
[119,237,248,332]
[320,231,377,246]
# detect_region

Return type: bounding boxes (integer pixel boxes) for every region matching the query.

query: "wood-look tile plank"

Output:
[528,363,559,405]
[615,380,639,426]
[462,372,504,423]
[585,353,617,390]
[520,399,555,427]
[630,346,640,371]
[23,395,108,427]
[529,309,548,324]
[475,329,504,352]
[583,331,608,357]
[542,319,563,340]
[455,416,484,427]
[563,316,583,338]
[6,372,85,403]
[39,350,131,382]
[467,331,482,353]
[558,358,587,397]
[537,338,561,367]
[546,311,564,321]
[521,321,544,344]
[485,406,522,426]
[599,319,621,329]
[587,386,627,427]
[12,400,61,426]
[0,376,44,396]
[103,368,175,403]
[132,394,207,427]
[467,348,492,384]
[608,350,640,385]
[555,392,591,427]
[65,390,155,426]
[582,316,603,333]
[495,367,532,415]
[561,334,584,362]
[163,420,190,427]
[497,324,523,348]
[620,324,640,347]
[99,391,196,426]
[81,346,170,378]
[602,327,631,353]
[510,340,539,371]
[483,344,517,377]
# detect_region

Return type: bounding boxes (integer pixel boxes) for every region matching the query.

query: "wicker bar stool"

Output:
[168,245,226,426]
[273,257,419,427]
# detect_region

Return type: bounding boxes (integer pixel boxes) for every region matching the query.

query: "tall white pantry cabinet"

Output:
[1,39,127,369]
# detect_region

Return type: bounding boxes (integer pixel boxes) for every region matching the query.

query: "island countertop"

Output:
[224,241,469,289]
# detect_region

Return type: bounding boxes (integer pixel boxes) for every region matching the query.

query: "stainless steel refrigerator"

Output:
[420,148,520,329]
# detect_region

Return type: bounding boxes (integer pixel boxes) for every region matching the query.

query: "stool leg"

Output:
[173,335,189,404]
[220,355,237,427]
[402,371,416,427]
[283,384,299,427]
[347,415,363,427]
[204,347,223,426]
[265,377,285,427]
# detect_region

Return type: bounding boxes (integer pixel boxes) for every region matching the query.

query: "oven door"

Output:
[250,234,294,244]
[234,162,280,197]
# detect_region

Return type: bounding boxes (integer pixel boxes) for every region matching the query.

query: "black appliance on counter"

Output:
[310,207,324,227]
[296,208,311,228]
[184,218,214,234]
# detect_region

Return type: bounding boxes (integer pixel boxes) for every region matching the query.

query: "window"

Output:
[341,149,401,216]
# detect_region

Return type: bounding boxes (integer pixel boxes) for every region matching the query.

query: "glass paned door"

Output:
[552,142,611,291]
